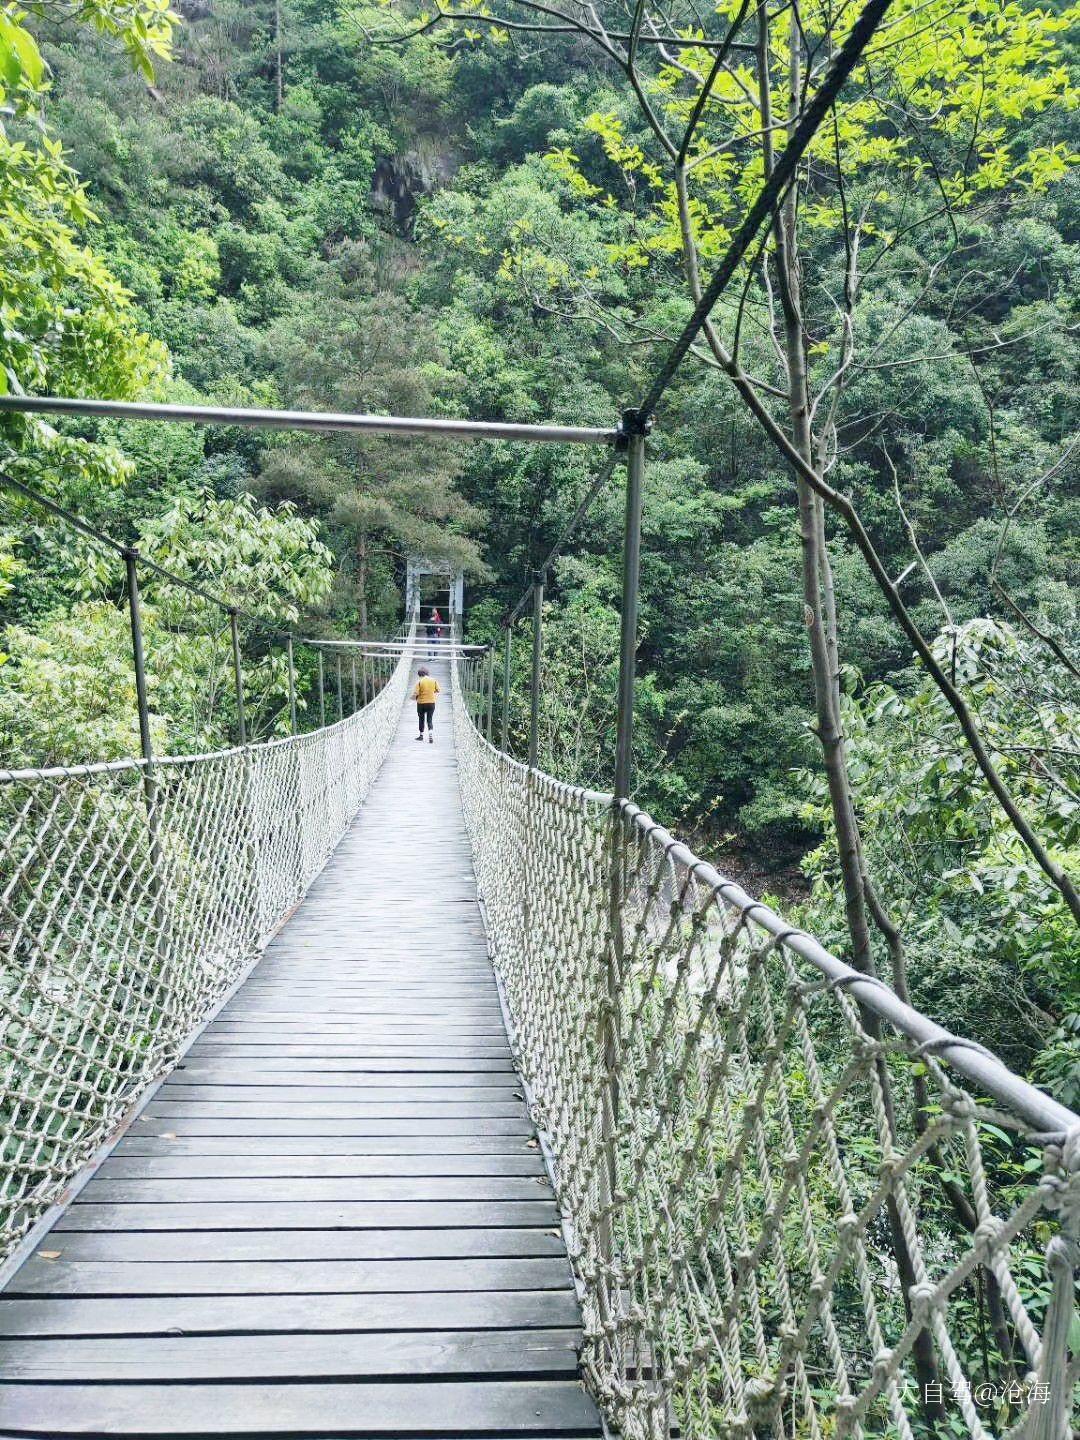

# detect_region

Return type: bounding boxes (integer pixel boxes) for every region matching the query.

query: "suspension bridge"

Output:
[0,644,606,1436]
[0,571,1076,1438]
[0,1,1078,1406]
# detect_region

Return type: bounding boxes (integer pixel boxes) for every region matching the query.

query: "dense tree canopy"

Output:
[0,0,1075,1106]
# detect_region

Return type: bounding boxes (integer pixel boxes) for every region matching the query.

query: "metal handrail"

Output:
[455,660,1078,1140]
[451,645,1079,1440]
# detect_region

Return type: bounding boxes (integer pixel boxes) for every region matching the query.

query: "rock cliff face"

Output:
[371,146,458,228]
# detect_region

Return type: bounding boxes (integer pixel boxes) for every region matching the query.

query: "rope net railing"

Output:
[0,624,415,1256]
[452,657,1079,1440]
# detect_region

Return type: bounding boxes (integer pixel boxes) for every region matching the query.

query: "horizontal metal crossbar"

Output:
[0,394,619,446]
[302,638,489,653]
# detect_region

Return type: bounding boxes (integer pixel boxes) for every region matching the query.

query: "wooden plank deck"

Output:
[0,659,602,1439]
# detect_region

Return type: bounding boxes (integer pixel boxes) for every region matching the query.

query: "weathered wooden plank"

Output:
[238,951,487,961]
[25,1227,566,1263]
[199,1000,501,1009]
[217,1007,507,1021]
[6,1256,573,1297]
[141,1100,529,1118]
[0,1380,601,1434]
[54,1200,559,1230]
[197,1027,515,1040]
[0,1290,582,1337]
[200,1022,514,1035]
[180,1050,516,1066]
[100,1154,547,1178]
[242,935,485,943]
[127,1116,536,1135]
[212,1016,508,1028]
[76,1176,552,1203]
[265,927,487,937]
[114,1135,539,1155]
[214,990,494,1000]
[236,978,498,988]
[157,1084,525,1102]
[0,1329,582,1381]
[169,1068,518,1085]
[180,1042,517,1054]
[221,977,492,987]
[223,998,502,1008]
[250,959,494,970]
[187,1052,518,1065]
[185,1053,518,1065]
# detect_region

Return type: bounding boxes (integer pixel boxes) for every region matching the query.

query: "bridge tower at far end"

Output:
[406,555,465,627]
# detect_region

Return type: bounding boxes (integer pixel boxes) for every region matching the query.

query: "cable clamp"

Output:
[615,408,653,447]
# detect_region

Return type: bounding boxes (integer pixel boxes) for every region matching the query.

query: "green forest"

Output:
[0,0,1076,1114]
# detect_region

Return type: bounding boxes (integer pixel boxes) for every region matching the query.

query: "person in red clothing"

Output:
[426,608,443,659]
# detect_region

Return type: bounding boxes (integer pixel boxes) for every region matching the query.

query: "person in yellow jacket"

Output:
[412,667,439,743]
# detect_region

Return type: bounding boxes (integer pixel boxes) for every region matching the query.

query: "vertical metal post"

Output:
[229,609,246,747]
[351,656,357,713]
[599,413,647,1291]
[485,646,495,741]
[124,550,154,772]
[286,634,297,734]
[124,548,163,887]
[230,610,256,929]
[336,653,343,721]
[614,418,646,801]
[500,624,511,753]
[318,650,326,728]
[528,572,543,770]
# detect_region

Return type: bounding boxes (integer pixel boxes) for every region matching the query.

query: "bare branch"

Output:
[883,441,954,629]
[676,0,754,166]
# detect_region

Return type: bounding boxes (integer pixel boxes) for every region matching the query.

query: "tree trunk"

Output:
[769,9,875,978]
[763,7,945,1416]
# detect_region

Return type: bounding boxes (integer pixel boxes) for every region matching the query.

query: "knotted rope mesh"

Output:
[0,638,413,1254]
[452,658,1079,1440]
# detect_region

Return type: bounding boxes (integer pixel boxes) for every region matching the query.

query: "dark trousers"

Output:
[417,703,435,733]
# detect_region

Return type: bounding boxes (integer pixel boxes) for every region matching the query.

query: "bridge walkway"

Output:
[0,656,602,1438]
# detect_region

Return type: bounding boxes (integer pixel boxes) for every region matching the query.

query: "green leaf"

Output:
[0,14,45,90]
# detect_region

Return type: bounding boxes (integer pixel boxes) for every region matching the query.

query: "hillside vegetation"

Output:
[0,0,1076,1102]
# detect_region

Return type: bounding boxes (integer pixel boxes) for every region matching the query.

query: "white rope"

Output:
[0,632,415,1252]
[451,654,1079,1440]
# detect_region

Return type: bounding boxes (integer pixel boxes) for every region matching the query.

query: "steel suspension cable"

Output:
[0,471,291,637]
[504,449,623,625]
